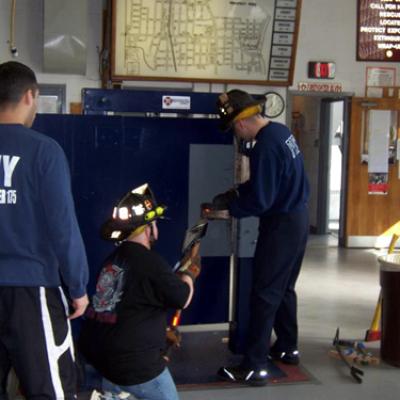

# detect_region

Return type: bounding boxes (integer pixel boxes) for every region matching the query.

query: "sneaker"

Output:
[217,365,269,386]
[89,390,130,400]
[269,349,300,365]
[89,390,105,400]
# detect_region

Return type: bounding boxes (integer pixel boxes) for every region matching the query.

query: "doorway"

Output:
[288,92,351,246]
[328,104,343,233]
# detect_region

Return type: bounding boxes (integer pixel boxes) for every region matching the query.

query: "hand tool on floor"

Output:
[333,328,364,383]
[329,343,380,366]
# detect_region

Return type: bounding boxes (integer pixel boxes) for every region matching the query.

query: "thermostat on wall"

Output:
[308,62,335,79]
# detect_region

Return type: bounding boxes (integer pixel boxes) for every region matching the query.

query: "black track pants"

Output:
[0,287,77,399]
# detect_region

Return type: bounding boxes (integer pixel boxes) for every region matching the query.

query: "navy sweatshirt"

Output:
[0,124,88,298]
[230,121,309,218]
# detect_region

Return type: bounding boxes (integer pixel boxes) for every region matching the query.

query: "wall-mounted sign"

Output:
[366,66,396,86]
[357,0,400,61]
[368,173,389,194]
[162,96,191,110]
[365,66,397,96]
[111,0,302,86]
[297,82,343,92]
[307,61,335,79]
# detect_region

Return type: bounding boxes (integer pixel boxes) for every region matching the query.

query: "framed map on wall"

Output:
[111,0,302,85]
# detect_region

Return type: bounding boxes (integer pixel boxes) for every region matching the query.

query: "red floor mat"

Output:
[168,331,314,390]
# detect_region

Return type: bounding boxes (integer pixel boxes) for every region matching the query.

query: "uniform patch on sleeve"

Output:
[285,135,300,159]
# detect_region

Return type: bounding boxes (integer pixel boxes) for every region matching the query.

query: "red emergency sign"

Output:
[307,62,336,79]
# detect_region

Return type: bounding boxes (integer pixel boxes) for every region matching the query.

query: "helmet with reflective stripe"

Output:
[100,183,167,241]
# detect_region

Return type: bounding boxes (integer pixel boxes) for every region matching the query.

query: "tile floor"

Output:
[178,235,400,400]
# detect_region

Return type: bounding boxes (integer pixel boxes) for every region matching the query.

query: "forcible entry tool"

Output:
[333,328,364,384]
[164,218,208,360]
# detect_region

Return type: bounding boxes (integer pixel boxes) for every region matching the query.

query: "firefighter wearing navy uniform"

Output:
[214,90,309,386]
[0,61,89,399]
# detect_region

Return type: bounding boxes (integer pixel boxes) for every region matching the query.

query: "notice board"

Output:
[357,0,400,61]
[111,0,302,85]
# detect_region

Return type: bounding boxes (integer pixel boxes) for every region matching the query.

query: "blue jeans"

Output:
[102,368,179,400]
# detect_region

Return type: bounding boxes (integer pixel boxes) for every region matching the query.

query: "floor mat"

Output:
[169,331,313,390]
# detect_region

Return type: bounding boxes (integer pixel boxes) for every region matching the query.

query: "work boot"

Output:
[269,349,300,365]
[217,365,269,386]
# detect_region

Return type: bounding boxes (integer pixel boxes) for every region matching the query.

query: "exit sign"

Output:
[357,0,400,62]
[308,62,336,79]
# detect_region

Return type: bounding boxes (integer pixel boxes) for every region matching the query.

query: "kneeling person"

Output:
[79,184,196,400]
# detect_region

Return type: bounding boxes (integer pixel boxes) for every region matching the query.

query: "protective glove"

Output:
[201,202,231,220]
[212,188,238,210]
[166,326,182,348]
[163,327,182,362]
[177,254,201,282]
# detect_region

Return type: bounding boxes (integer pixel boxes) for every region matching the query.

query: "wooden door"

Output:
[345,97,400,247]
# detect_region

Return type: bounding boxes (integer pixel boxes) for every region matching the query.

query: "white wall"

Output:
[2,0,399,108]
[0,0,103,111]
[1,0,390,110]
[2,0,391,235]
[292,0,399,96]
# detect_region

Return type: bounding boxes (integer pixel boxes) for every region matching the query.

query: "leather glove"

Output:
[163,327,182,362]
[212,188,238,210]
[177,254,201,282]
[166,326,181,348]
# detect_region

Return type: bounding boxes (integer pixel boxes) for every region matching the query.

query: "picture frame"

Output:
[111,0,301,86]
[37,84,66,114]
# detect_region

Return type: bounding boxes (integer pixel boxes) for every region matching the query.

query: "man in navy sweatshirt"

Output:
[214,90,309,386]
[0,61,89,399]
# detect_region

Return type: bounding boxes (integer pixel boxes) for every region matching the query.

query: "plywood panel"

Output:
[346,97,400,238]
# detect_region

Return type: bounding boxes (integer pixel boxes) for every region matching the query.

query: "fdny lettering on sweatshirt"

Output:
[0,155,20,204]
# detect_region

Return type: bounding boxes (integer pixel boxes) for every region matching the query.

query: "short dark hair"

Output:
[0,61,38,108]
